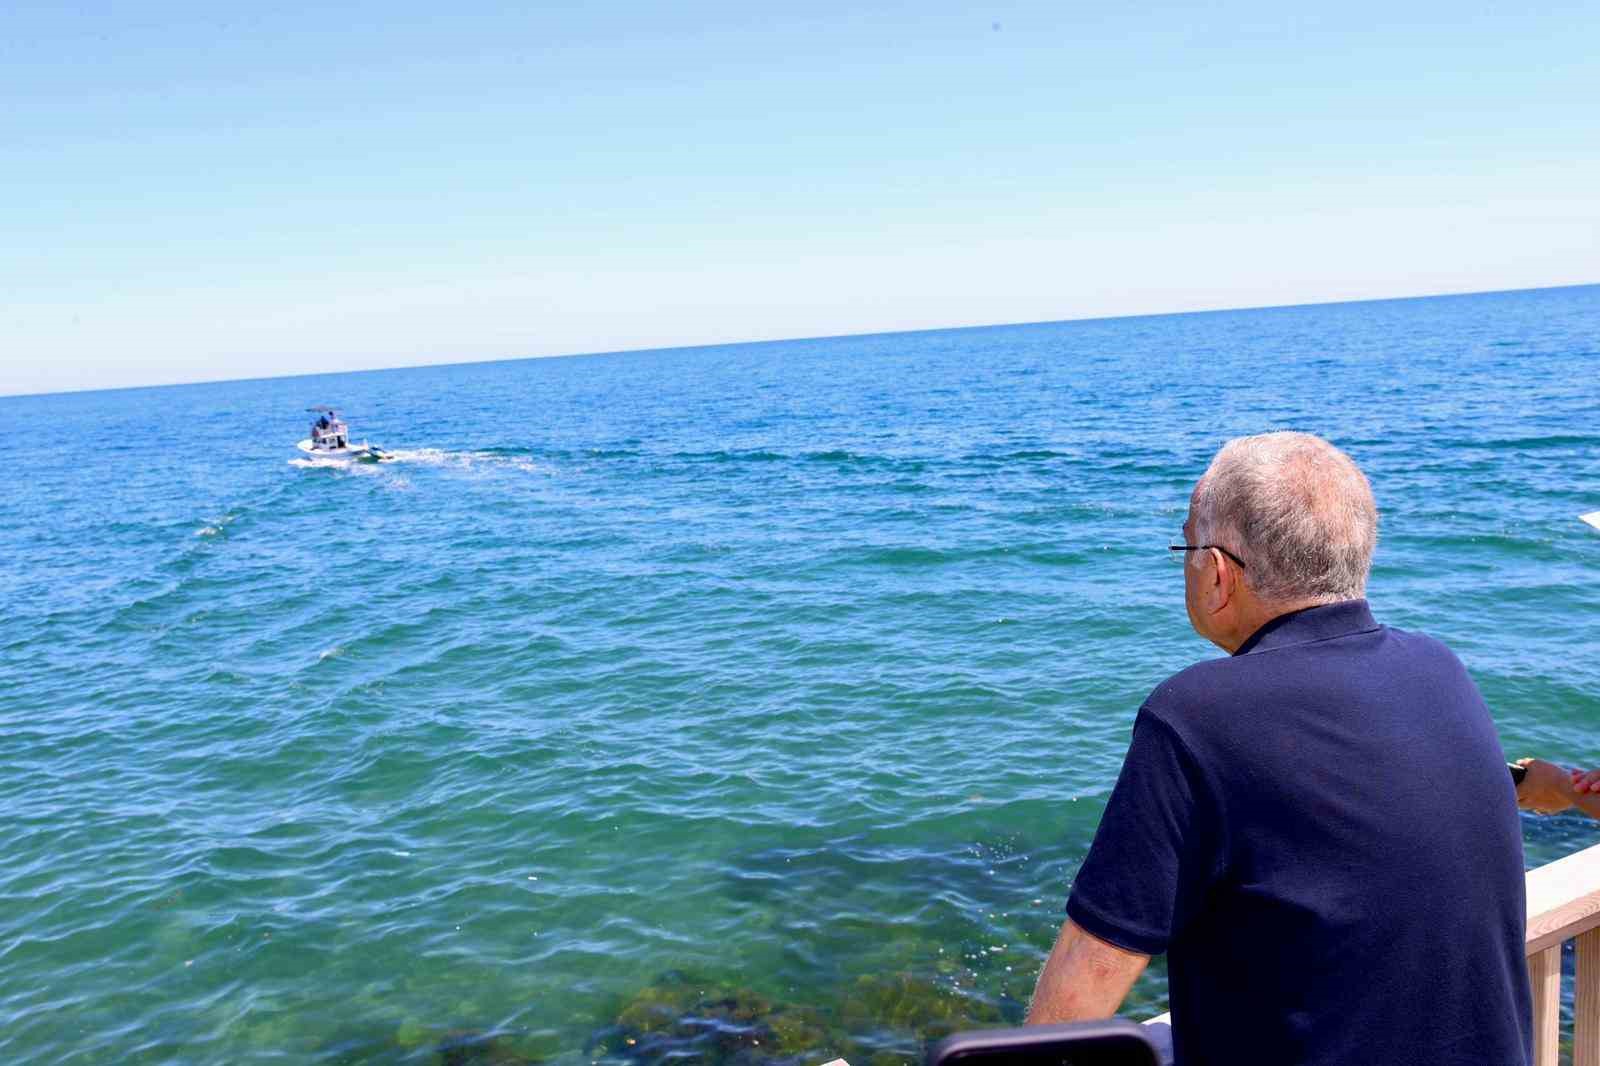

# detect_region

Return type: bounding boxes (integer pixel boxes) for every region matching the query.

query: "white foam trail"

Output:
[289,449,543,474]
[376,449,543,473]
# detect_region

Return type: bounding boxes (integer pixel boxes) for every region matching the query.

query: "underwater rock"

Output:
[595,970,839,1065]
[594,966,1005,1066]
[315,1021,549,1065]
[763,1003,831,1056]
[837,972,1002,1043]
[431,1028,539,1065]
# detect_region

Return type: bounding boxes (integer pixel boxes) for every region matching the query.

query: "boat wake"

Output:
[288,448,543,474]
[381,448,543,472]
[288,455,369,470]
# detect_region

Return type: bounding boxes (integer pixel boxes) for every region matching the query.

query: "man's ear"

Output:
[1203,547,1234,615]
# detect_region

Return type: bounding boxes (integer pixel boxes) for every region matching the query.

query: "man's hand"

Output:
[1026,918,1150,1025]
[1573,768,1600,795]
[1516,758,1577,814]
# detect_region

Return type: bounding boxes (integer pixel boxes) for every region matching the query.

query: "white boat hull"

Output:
[296,439,389,462]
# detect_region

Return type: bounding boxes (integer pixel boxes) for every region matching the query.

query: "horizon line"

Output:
[5,279,1595,402]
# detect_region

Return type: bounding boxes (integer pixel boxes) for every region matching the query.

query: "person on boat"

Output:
[1026,432,1529,1066]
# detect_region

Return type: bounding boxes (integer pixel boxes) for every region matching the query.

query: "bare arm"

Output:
[1517,758,1576,814]
[1025,918,1150,1024]
[1516,759,1600,818]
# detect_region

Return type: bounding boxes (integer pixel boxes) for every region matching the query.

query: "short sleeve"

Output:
[1065,709,1221,956]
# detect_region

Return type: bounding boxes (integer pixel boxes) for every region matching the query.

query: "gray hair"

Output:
[1191,432,1378,605]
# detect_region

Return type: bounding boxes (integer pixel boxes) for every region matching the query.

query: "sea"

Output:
[3,284,1598,1065]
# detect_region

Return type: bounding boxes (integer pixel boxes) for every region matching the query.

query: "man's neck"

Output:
[1217,597,1331,654]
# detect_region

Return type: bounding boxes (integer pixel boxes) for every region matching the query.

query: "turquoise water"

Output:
[3,285,1599,1064]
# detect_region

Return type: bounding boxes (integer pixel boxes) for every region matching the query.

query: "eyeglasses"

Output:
[1169,544,1247,570]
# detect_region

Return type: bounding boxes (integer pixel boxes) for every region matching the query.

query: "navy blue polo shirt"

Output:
[1067,600,1530,1066]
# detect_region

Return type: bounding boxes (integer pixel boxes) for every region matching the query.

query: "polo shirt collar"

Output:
[1233,598,1379,656]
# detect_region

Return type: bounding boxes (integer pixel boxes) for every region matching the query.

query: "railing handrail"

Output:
[1526,841,1600,955]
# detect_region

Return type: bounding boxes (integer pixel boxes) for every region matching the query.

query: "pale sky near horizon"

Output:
[3,1,1597,397]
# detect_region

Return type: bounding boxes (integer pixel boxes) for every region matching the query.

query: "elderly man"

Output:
[1027,432,1530,1065]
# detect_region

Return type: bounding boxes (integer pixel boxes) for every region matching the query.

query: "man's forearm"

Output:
[1026,918,1150,1024]
[1517,759,1578,814]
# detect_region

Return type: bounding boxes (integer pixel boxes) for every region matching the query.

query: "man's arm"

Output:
[1517,758,1575,814]
[1025,918,1150,1024]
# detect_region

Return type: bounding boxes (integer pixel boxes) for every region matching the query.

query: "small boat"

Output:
[297,406,390,462]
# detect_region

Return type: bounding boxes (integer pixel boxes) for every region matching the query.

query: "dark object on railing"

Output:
[1511,762,1529,785]
[928,1020,1160,1066]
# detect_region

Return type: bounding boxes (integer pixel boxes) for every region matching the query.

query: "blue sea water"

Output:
[2,284,1599,1065]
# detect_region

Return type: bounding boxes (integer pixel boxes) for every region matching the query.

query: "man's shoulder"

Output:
[1144,655,1246,713]
[1141,621,1476,736]
[1137,657,1246,744]
[1350,620,1474,683]
[1375,621,1462,660]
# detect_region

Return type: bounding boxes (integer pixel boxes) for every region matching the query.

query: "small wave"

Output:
[673,449,786,463]
[859,546,953,566]
[534,446,640,460]
[667,448,927,471]
[1478,434,1599,451]
[814,543,1091,570]
[802,450,927,471]
[1000,449,1073,461]
[195,512,239,538]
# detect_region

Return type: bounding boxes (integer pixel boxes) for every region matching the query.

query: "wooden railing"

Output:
[1526,841,1600,1065]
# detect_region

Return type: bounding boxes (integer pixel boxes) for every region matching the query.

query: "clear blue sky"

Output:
[3,1,1596,395]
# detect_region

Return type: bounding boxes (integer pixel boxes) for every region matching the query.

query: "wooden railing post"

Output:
[1529,946,1561,1066]
[1576,928,1600,1066]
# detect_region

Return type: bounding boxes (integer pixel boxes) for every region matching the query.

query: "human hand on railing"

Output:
[1516,759,1578,815]
[1570,768,1600,795]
